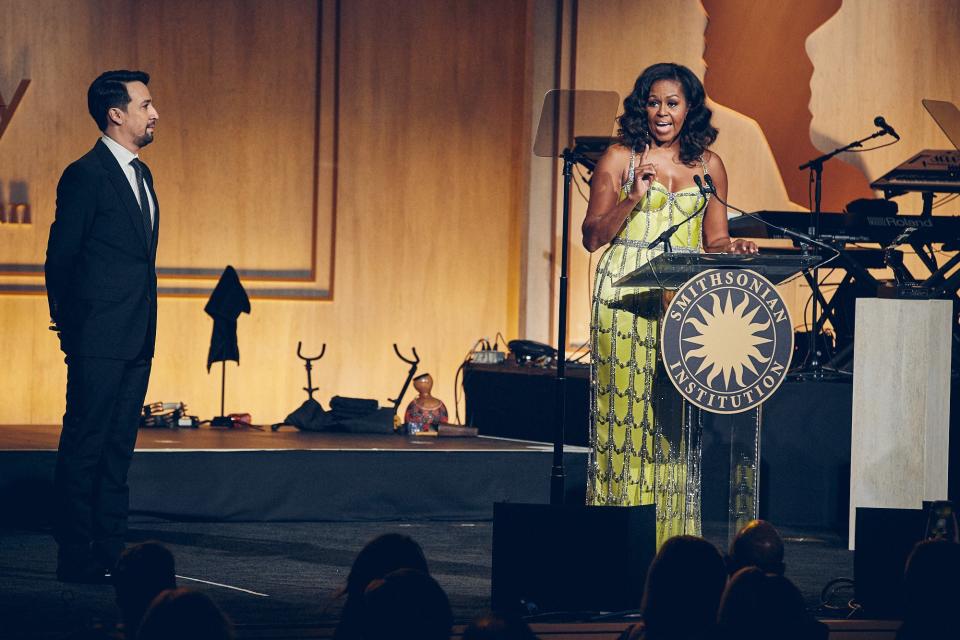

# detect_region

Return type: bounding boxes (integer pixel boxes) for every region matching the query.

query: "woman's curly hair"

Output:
[618,62,717,166]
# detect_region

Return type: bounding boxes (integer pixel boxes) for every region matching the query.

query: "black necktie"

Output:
[129,158,153,242]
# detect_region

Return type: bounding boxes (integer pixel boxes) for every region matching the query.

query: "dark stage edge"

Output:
[0,426,589,525]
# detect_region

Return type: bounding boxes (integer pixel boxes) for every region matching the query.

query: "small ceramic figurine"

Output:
[403,373,448,435]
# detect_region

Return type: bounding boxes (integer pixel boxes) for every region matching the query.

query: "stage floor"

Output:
[0,425,590,525]
[0,423,566,451]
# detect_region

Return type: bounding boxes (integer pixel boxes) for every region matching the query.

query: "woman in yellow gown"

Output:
[582,63,757,546]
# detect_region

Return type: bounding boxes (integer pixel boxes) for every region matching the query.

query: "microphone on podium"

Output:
[694,174,711,197]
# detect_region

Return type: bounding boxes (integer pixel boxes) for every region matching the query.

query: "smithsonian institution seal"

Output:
[660,268,794,414]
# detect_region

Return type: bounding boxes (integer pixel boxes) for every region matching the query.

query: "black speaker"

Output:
[854,506,927,618]
[491,502,656,616]
[462,362,591,447]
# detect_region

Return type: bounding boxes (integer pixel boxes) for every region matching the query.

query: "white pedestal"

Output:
[849,298,952,549]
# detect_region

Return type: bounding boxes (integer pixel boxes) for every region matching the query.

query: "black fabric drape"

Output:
[205,265,250,371]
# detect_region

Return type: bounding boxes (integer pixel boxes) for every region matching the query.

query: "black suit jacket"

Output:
[45,140,160,360]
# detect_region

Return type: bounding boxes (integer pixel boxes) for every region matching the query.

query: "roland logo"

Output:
[866,216,933,228]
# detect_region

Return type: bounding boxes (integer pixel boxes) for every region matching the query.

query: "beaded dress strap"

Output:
[627,148,636,187]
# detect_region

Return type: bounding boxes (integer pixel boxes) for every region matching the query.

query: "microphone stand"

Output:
[706,175,840,261]
[708,175,883,377]
[648,177,711,254]
[550,145,587,505]
[795,128,888,379]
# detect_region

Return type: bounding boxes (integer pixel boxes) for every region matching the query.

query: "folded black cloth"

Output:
[338,407,395,434]
[329,396,380,418]
[284,398,334,432]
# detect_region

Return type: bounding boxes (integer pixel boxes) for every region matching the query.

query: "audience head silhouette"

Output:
[638,535,727,640]
[334,533,430,640]
[136,588,233,640]
[361,568,452,640]
[112,541,176,638]
[717,567,827,640]
[727,519,785,575]
[898,538,960,640]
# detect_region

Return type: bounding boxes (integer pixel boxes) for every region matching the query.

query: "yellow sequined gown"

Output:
[587,152,708,547]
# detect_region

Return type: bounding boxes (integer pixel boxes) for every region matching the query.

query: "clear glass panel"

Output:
[728,406,762,547]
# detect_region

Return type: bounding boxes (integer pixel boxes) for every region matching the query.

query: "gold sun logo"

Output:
[683,291,772,390]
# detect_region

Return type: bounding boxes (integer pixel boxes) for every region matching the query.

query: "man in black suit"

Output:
[45,70,159,583]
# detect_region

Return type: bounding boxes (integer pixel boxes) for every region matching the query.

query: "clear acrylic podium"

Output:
[615,251,819,542]
[614,252,820,288]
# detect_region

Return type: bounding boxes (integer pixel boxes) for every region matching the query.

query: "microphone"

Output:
[694,174,711,197]
[704,173,715,193]
[874,116,900,140]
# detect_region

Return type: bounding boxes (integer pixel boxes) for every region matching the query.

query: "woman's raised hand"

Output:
[629,144,657,203]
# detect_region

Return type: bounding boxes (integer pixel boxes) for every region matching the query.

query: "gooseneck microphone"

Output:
[703,173,716,194]
[693,174,709,197]
[874,116,900,140]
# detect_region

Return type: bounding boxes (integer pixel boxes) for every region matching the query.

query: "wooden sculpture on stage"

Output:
[403,373,448,436]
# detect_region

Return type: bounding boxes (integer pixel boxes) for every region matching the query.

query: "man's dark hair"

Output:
[727,519,786,576]
[112,541,177,638]
[334,533,430,640]
[137,588,234,640]
[718,568,828,640]
[641,535,728,639]
[899,539,960,640]
[362,569,452,640]
[87,70,150,131]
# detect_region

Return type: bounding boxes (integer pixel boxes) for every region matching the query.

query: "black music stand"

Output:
[488,91,633,618]
[532,89,619,505]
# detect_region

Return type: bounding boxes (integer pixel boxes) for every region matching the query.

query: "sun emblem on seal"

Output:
[660,268,793,414]
[684,291,771,391]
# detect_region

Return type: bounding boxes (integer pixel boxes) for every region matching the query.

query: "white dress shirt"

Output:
[100,134,155,226]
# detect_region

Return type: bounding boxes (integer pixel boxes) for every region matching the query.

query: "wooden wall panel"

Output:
[0,0,527,425]
[0,0,326,288]
[808,0,960,216]
[703,0,875,212]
